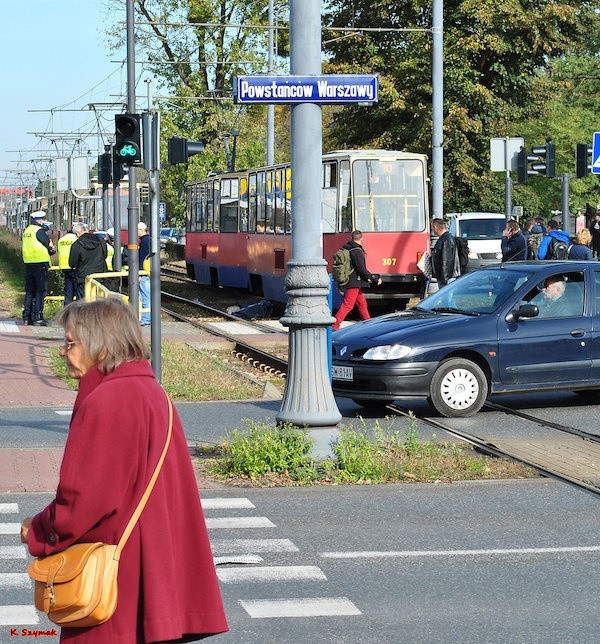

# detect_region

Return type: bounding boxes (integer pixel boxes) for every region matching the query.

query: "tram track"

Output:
[387,402,600,497]
[160,297,288,379]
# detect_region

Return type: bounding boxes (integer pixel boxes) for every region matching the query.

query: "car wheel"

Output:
[351,399,394,409]
[429,358,487,418]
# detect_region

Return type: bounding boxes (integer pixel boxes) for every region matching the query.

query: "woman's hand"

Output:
[20,517,32,544]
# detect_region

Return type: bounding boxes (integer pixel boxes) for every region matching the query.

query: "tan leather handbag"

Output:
[28,396,173,627]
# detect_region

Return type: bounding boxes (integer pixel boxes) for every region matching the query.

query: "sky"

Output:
[0,0,127,188]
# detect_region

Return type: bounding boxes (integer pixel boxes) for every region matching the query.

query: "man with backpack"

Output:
[332,230,382,331]
[431,218,466,288]
[537,220,570,260]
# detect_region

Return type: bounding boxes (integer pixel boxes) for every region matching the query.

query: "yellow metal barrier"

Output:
[46,267,150,322]
[85,271,150,321]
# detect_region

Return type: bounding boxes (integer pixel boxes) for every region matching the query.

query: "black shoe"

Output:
[23,320,32,326]
[32,320,48,327]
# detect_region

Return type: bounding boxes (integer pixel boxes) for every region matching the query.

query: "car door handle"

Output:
[570,329,585,337]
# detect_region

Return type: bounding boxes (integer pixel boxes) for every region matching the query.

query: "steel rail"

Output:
[386,404,600,498]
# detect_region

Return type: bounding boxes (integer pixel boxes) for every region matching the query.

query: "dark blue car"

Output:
[331,262,599,417]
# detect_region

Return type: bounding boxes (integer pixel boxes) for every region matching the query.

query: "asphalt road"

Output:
[2,481,600,643]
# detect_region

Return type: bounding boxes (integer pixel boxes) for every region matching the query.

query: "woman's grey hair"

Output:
[58,299,148,373]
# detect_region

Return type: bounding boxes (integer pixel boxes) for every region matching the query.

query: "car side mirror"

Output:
[505,304,539,324]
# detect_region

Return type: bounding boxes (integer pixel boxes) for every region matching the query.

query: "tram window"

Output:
[256,171,267,233]
[248,174,257,232]
[213,180,220,232]
[352,158,425,233]
[220,179,239,232]
[285,167,292,233]
[322,162,338,234]
[239,176,249,232]
[274,169,285,234]
[339,161,352,233]
[265,170,275,233]
[206,182,215,231]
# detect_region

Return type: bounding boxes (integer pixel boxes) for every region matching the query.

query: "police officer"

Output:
[56,224,81,306]
[22,211,55,326]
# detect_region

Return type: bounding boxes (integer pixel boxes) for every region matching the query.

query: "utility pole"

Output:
[431,0,444,220]
[266,0,275,166]
[125,0,140,316]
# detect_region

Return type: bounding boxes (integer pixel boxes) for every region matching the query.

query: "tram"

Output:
[185,149,430,308]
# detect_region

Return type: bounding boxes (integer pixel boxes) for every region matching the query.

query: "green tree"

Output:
[107,0,289,225]
[323,1,599,214]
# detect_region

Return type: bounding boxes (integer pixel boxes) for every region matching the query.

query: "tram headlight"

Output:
[363,344,411,360]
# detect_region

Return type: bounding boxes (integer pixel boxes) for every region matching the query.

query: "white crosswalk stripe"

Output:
[0,524,20,535]
[240,597,362,618]
[217,565,326,584]
[211,538,299,554]
[0,605,40,626]
[0,546,27,559]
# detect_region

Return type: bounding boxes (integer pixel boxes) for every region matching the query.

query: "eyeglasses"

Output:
[61,339,80,352]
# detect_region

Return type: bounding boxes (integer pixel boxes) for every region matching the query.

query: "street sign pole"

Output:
[276,0,342,457]
[504,137,512,221]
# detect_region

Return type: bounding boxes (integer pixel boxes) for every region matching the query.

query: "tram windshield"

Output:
[351,159,426,233]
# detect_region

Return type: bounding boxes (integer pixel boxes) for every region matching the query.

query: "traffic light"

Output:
[167,137,205,165]
[114,114,142,165]
[517,139,555,183]
[530,139,555,178]
[517,147,538,183]
[98,152,112,184]
[576,143,592,178]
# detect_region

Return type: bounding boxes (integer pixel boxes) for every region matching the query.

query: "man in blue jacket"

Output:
[537,220,571,260]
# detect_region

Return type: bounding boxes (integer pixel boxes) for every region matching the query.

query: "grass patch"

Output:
[196,415,537,487]
[158,342,265,401]
[49,340,266,401]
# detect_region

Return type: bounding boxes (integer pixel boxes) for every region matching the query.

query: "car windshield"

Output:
[414,268,533,314]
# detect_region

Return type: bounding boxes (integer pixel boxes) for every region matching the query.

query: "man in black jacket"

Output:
[332,230,382,331]
[68,223,107,299]
[431,219,458,288]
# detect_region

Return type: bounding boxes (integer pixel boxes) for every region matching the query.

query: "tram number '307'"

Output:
[381,258,397,266]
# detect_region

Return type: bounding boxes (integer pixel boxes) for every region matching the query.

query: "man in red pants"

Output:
[332,230,382,331]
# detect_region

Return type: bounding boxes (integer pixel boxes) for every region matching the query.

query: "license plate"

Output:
[332,365,353,381]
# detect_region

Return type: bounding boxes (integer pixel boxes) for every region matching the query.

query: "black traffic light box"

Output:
[576,143,592,178]
[114,114,142,165]
[167,137,205,165]
[98,152,112,184]
[517,140,555,182]
[531,140,555,178]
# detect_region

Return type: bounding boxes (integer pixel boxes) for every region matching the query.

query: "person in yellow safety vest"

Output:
[22,211,56,326]
[57,224,82,306]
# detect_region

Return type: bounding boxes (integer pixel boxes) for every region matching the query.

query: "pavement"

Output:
[0,317,286,493]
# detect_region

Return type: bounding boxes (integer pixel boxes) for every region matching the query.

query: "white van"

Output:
[447,212,506,271]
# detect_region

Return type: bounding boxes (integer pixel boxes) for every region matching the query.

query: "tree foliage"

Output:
[323,0,599,216]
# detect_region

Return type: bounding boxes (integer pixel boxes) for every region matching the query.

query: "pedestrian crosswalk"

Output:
[0,504,39,629]
[205,496,362,620]
[0,497,362,634]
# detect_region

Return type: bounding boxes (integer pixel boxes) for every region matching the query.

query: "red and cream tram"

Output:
[185,149,430,308]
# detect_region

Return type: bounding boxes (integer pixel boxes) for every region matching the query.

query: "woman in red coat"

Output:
[21,298,228,642]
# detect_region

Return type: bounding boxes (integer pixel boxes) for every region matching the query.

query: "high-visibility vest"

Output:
[57,232,77,269]
[106,243,114,270]
[22,225,51,264]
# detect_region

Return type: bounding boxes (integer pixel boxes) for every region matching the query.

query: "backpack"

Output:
[548,237,569,260]
[455,237,470,273]
[332,247,353,286]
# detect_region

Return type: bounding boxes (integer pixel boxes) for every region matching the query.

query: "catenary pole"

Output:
[276,0,341,458]
[266,0,275,165]
[126,0,140,316]
[431,0,444,220]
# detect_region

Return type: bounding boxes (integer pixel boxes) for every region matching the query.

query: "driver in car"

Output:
[535,275,580,318]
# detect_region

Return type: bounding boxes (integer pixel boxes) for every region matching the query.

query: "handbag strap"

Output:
[114,394,173,559]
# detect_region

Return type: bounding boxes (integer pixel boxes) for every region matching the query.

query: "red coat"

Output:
[27,361,228,643]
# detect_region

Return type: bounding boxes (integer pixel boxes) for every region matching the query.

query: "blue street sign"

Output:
[593,132,600,174]
[158,202,166,222]
[233,74,378,105]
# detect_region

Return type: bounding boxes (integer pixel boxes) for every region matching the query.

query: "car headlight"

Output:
[363,344,411,360]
